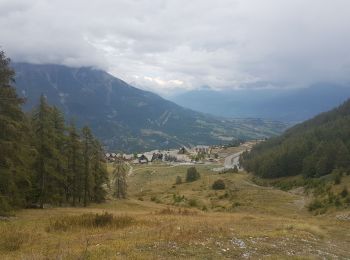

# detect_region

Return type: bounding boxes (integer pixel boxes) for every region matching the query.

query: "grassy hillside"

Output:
[1,163,349,259]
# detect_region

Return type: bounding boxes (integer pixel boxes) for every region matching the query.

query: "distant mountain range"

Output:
[170,84,350,122]
[12,63,286,152]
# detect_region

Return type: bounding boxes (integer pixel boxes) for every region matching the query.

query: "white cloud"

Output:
[1,0,350,95]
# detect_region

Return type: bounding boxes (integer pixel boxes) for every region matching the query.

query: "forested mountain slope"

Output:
[241,99,350,178]
[13,63,286,152]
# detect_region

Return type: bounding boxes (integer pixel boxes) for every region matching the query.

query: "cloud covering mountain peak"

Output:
[1,0,350,95]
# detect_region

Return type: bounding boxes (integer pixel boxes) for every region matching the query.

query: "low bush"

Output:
[173,194,185,203]
[186,167,200,182]
[340,187,348,198]
[47,212,135,232]
[156,207,198,216]
[0,197,12,217]
[151,196,161,203]
[188,198,198,207]
[333,170,343,185]
[212,179,225,190]
[232,202,242,208]
[175,176,182,185]
[308,199,324,212]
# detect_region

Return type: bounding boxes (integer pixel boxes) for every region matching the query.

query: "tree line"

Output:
[240,99,350,179]
[0,50,108,214]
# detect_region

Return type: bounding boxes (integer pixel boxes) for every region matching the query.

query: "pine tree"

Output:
[82,126,93,207]
[113,160,127,199]
[0,50,31,212]
[51,106,67,205]
[32,95,57,208]
[67,121,81,206]
[0,49,108,211]
[90,139,108,202]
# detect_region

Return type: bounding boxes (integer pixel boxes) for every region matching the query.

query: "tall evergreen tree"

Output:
[113,160,127,199]
[67,121,82,206]
[0,49,109,211]
[32,95,56,208]
[82,126,93,207]
[90,139,108,202]
[0,50,31,213]
[51,106,67,205]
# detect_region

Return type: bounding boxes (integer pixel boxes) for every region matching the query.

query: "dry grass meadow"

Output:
[1,163,349,259]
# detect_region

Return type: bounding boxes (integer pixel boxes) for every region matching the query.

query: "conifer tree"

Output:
[32,95,57,208]
[113,160,127,199]
[0,50,31,212]
[0,49,109,211]
[51,106,67,205]
[90,139,108,202]
[67,121,81,206]
[82,126,93,206]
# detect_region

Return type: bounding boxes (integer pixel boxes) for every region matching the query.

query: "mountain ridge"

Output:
[13,62,287,152]
[170,84,350,122]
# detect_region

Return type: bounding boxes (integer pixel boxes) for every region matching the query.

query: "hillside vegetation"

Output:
[241,100,350,213]
[1,164,349,259]
[241,99,350,179]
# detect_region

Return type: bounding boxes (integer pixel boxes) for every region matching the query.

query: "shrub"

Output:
[47,212,134,232]
[0,197,12,217]
[175,176,182,185]
[212,179,225,190]
[173,194,185,203]
[308,199,324,212]
[151,196,161,203]
[188,198,198,207]
[334,196,342,207]
[232,202,241,208]
[186,167,200,182]
[333,170,342,185]
[340,187,348,198]
[156,207,198,216]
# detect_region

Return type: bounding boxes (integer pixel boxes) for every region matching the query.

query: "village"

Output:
[104,141,258,169]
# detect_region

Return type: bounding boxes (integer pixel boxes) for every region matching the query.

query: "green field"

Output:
[1,163,349,259]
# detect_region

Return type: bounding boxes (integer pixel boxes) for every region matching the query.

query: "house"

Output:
[123,154,134,161]
[138,154,149,164]
[178,147,187,154]
[132,159,139,164]
[151,152,163,161]
[194,145,210,154]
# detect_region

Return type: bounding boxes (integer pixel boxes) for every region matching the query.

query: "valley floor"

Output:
[1,163,349,259]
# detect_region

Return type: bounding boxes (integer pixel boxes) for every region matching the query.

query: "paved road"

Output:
[224,151,244,169]
[212,151,245,172]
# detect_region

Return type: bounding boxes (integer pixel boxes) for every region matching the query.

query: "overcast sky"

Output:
[1,0,350,96]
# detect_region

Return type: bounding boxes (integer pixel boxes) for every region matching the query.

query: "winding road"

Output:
[224,151,244,169]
